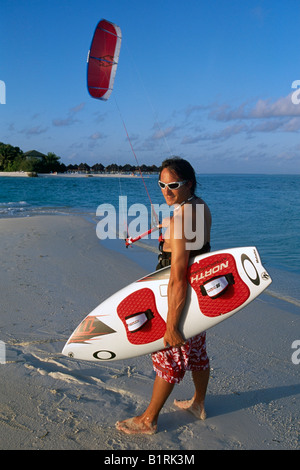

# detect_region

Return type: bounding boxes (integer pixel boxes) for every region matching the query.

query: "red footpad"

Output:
[188,253,250,317]
[117,288,166,345]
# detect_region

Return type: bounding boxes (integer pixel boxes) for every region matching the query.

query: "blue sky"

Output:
[1,0,300,173]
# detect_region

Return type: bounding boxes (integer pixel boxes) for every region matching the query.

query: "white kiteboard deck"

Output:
[62,246,272,362]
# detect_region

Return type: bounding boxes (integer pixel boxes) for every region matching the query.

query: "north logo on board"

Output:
[190,258,229,284]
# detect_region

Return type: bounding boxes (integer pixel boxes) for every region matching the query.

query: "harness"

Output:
[156,242,211,270]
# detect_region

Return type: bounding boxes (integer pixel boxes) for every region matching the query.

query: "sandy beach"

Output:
[0,214,299,451]
[0,172,34,177]
[0,172,145,178]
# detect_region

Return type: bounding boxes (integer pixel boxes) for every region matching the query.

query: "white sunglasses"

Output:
[158,180,187,190]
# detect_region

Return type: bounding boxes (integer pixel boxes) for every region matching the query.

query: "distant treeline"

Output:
[0,142,159,174]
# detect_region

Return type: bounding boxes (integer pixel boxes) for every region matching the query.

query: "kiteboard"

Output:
[62,246,272,362]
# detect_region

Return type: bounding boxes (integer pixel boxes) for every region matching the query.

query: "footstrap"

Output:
[125,309,154,332]
[200,274,235,299]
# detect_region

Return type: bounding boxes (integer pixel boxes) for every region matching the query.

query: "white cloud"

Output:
[52,116,78,127]
[70,103,85,114]
[21,125,48,136]
[182,123,248,145]
[212,93,300,121]
[89,132,105,140]
[52,102,85,127]
[152,126,179,140]
[250,94,300,118]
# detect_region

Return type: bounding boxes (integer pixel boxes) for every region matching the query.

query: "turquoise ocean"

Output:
[1,174,299,307]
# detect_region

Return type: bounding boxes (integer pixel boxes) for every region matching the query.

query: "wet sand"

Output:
[0,215,298,450]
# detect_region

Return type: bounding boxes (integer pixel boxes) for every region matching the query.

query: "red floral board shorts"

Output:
[151,332,209,384]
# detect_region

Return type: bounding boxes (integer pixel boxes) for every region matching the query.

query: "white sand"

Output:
[0,172,33,177]
[0,215,299,451]
[0,172,145,178]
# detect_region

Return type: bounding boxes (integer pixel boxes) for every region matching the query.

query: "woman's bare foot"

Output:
[173,398,207,420]
[115,416,157,435]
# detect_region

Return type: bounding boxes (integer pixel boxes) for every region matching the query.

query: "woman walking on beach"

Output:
[116,157,212,435]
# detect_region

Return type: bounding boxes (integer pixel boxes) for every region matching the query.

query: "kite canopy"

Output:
[87,19,122,101]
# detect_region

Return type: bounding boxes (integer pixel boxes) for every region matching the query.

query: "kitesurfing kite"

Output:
[86,19,160,245]
[87,19,122,101]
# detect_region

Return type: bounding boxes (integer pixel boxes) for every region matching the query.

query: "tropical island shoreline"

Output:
[0,142,159,176]
[0,171,150,178]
